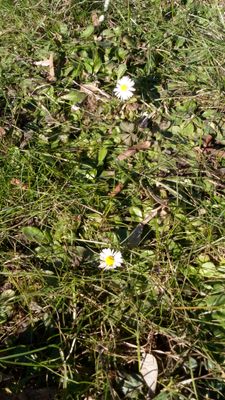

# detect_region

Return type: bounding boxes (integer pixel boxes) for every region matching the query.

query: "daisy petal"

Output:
[114,76,135,101]
[99,248,123,270]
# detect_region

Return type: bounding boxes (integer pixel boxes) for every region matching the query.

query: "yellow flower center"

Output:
[105,255,115,266]
[120,84,128,92]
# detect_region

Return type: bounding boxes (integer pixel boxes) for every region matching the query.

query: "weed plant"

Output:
[1,0,225,399]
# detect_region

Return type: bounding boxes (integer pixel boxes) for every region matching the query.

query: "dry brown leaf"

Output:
[117,141,151,161]
[117,148,136,161]
[0,127,6,138]
[34,59,50,67]
[10,178,28,190]
[20,131,33,149]
[85,94,98,112]
[142,206,162,225]
[80,82,110,99]
[203,134,213,148]
[48,52,55,82]
[140,353,158,396]
[204,148,225,158]
[132,141,151,150]
[91,11,101,27]
[123,102,140,112]
[108,183,124,197]
[34,52,55,82]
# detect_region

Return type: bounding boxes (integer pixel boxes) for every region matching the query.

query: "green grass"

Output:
[1,0,225,398]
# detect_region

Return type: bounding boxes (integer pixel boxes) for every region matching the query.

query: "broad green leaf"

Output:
[52,215,77,243]
[84,61,93,74]
[118,370,143,398]
[199,262,217,278]
[129,206,143,219]
[98,146,108,166]
[22,227,51,244]
[120,121,135,134]
[80,25,94,38]
[182,122,195,137]
[93,55,102,73]
[117,64,127,79]
[102,29,114,38]
[85,168,97,180]
[117,47,128,59]
[197,254,210,263]
[154,392,172,400]
[0,290,15,300]
[170,125,180,134]
[202,110,217,119]
[61,90,87,103]
[58,22,68,35]
[212,309,225,327]
[174,36,186,48]
[206,293,225,307]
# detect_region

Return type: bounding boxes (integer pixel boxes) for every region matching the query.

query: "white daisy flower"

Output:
[113,76,135,101]
[99,248,123,270]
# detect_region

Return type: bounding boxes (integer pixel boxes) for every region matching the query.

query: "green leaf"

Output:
[84,61,93,74]
[117,47,128,59]
[102,29,114,38]
[212,309,225,328]
[52,215,77,243]
[117,64,127,79]
[93,54,102,73]
[199,262,217,278]
[22,227,51,244]
[58,22,68,35]
[129,206,143,219]
[0,289,15,300]
[120,121,135,134]
[80,25,94,38]
[174,36,186,48]
[98,146,108,166]
[182,122,195,137]
[118,371,143,397]
[154,392,172,400]
[129,207,143,223]
[61,90,87,103]
[202,110,217,119]
[197,254,210,263]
